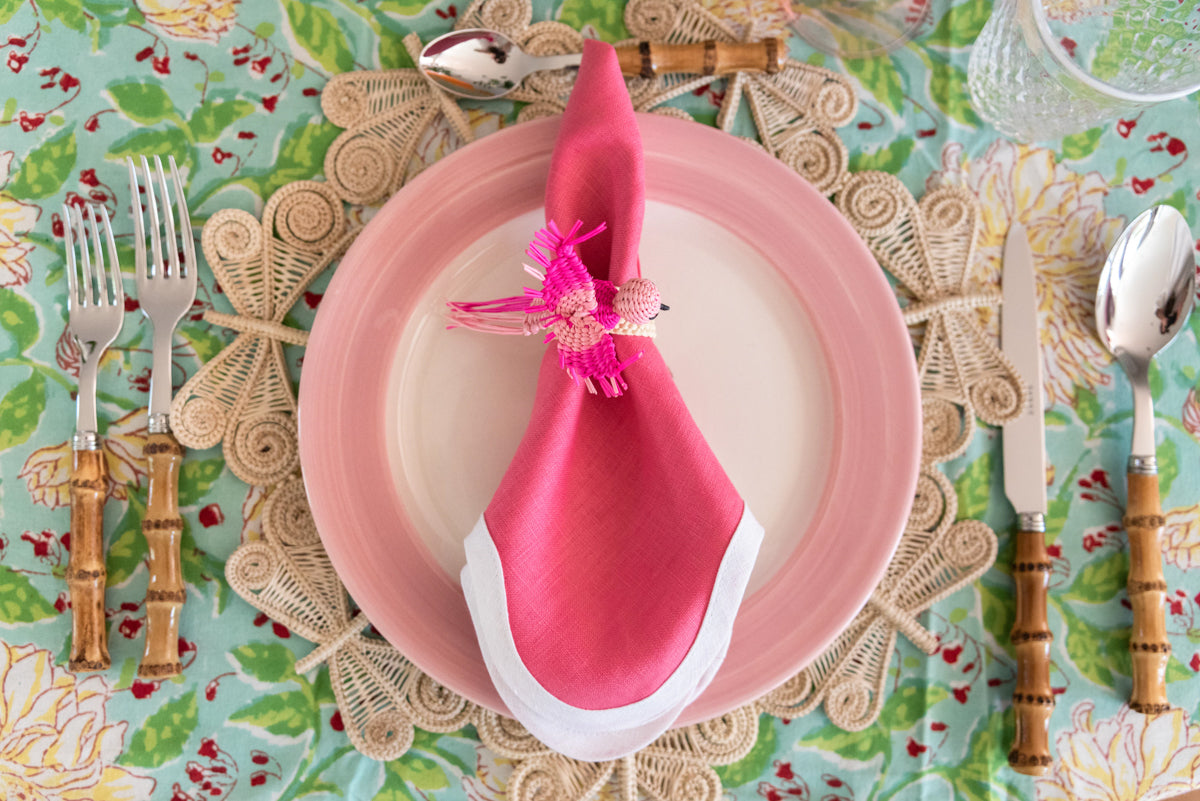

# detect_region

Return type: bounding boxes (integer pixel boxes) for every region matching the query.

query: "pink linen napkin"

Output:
[458,39,763,761]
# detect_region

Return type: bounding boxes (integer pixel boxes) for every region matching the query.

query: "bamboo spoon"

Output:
[1095,205,1195,714]
[418,28,786,99]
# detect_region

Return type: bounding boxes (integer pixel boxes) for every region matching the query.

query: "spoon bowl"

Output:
[1094,204,1195,716]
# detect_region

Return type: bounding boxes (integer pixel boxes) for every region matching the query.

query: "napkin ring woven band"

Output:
[447,220,664,397]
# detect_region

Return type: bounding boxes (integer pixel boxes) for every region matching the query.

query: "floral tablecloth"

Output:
[2,0,1199,799]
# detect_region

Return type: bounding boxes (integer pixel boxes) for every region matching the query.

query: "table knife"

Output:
[1001,222,1054,775]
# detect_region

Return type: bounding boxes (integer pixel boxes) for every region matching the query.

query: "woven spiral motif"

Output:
[226,541,279,592]
[661,761,722,801]
[227,412,300,487]
[272,182,346,250]
[264,476,319,548]
[325,135,396,205]
[909,468,951,533]
[474,710,545,757]
[205,208,263,262]
[410,673,475,727]
[624,0,682,40]
[778,131,846,196]
[946,520,998,569]
[970,374,1023,425]
[815,79,858,128]
[837,172,906,236]
[923,187,975,233]
[824,676,876,731]
[921,396,972,464]
[363,710,415,758]
[171,396,226,450]
[480,0,530,31]
[319,79,369,128]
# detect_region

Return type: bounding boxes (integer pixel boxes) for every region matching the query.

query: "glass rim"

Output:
[1030,0,1200,104]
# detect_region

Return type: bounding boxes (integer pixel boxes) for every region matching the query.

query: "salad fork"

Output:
[127,155,197,679]
[64,202,123,673]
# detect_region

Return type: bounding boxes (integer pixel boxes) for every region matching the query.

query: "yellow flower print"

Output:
[135,0,239,43]
[0,642,155,800]
[928,140,1126,407]
[1037,701,1200,800]
[1162,502,1200,571]
[18,409,148,509]
[0,151,41,288]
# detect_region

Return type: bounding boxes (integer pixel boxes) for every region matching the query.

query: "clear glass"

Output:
[788,0,932,58]
[967,0,1200,142]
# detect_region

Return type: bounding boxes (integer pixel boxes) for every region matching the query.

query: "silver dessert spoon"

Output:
[418,28,785,100]
[1095,204,1195,715]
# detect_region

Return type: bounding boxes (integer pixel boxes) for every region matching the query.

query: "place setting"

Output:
[2,0,1199,798]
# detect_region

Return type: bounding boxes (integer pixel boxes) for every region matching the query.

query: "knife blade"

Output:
[1001,222,1054,776]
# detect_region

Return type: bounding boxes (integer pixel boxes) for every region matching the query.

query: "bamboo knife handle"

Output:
[139,431,185,679]
[68,448,111,672]
[1125,471,1170,715]
[1008,525,1054,774]
[614,38,786,79]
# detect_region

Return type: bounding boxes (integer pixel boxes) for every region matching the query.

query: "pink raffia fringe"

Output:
[447,220,662,398]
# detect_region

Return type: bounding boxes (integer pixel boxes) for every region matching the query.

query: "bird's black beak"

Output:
[659,303,670,311]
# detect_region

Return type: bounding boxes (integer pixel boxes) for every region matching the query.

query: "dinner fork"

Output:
[64,202,123,673]
[127,155,197,679]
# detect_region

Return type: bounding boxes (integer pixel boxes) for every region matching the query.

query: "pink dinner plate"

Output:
[299,113,921,725]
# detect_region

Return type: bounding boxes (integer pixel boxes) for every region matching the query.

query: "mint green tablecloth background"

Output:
[1,1,1198,799]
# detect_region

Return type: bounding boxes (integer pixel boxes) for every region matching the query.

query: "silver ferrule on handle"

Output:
[148,412,171,435]
[1017,511,1046,532]
[1128,454,1158,475]
[73,430,100,451]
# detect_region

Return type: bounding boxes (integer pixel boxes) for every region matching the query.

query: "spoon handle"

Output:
[615,39,787,80]
[1008,524,1053,775]
[1125,470,1171,714]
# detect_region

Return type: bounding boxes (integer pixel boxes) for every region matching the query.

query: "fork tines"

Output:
[126,155,197,284]
[63,203,123,315]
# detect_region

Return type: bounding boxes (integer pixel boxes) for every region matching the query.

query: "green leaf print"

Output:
[106,494,148,586]
[231,642,298,684]
[0,565,58,623]
[1060,128,1103,161]
[1158,438,1179,498]
[7,127,77,199]
[178,325,228,363]
[1057,600,1128,687]
[0,371,46,450]
[979,579,1014,647]
[849,138,914,174]
[1065,548,1128,604]
[714,716,776,787]
[38,0,87,32]
[0,0,23,25]
[954,452,992,521]
[0,287,39,357]
[1074,384,1100,426]
[284,0,355,75]
[386,754,451,791]
[379,32,415,69]
[108,128,194,168]
[558,0,629,41]
[188,99,257,143]
[377,0,430,14]
[879,681,948,730]
[230,690,315,736]
[799,720,888,763]
[119,690,200,768]
[928,55,981,127]
[843,53,904,114]
[178,458,224,507]
[240,121,342,198]
[106,81,182,126]
[926,0,991,47]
